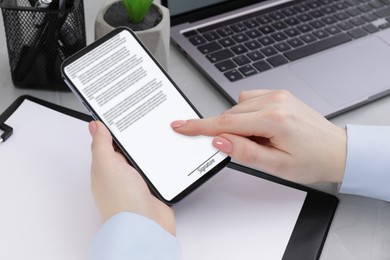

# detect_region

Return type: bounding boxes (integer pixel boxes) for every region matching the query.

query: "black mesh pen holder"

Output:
[0,0,86,90]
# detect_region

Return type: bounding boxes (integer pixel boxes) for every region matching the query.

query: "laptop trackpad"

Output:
[290,36,390,107]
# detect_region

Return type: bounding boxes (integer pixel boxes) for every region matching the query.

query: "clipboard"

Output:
[0,95,92,124]
[0,95,338,260]
[230,162,339,260]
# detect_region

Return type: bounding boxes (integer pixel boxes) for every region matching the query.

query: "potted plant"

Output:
[95,0,170,69]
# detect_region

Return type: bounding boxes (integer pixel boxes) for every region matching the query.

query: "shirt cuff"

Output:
[89,212,180,260]
[340,124,390,201]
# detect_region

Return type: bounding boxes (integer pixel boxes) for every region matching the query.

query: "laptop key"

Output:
[323,15,338,25]
[239,65,258,77]
[350,17,366,26]
[269,11,285,21]
[284,33,352,61]
[243,19,259,28]
[284,27,301,37]
[362,13,378,22]
[310,20,326,29]
[258,36,275,46]
[334,11,350,21]
[256,15,272,25]
[313,29,329,39]
[245,40,262,50]
[247,50,265,61]
[271,31,288,41]
[246,29,262,38]
[272,21,288,30]
[301,33,317,43]
[197,42,222,54]
[287,37,305,47]
[338,21,354,30]
[219,37,236,47]
[374,6,390,18]
[233,55,251,66]
[231,44,248,55]
[230,23,247,32]
[189,35,207,45]
[206,49,235,63]
[232,33,249,43]
[363,23,380,33]
[253,60,272,72]
[322,6,336,14]
[379,22,390,29]
[306,1,322,9]
[297,13,313,22]
[259,25,276,34]
[281,7,297,17]
[285,17,301,26]
[274,42,292,52]
[215,59,237,72]
[203,31,221,41]
[370,0,385,9]
[326,25,342,34]
[183,30,198,38]
[217,27,234,37]
[358,3,374,13]
[224,69,244,81]
[267,54,289,67]
[346,7,362,17]
[261,46,278,57]
[297,24,313,33]
[334,2,349,10]
[348,27,368,38]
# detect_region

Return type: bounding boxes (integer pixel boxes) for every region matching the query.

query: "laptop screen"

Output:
[163,0,228,16]
[161,0,263,25]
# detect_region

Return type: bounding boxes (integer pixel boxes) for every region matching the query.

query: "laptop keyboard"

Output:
[184,0,390,82]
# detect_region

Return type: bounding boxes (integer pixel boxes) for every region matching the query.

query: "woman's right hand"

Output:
[172,89,347,184]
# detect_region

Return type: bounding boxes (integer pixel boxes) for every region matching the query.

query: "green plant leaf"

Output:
[122,0,154,23]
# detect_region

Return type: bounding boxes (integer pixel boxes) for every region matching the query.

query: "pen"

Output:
[15,0,55,81]
[34,0,52,27]
[34,0,52,9]
[58,0,65,10]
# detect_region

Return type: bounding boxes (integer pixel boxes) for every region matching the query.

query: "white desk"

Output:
[1,0,390,259]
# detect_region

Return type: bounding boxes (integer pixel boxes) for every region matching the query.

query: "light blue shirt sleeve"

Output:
[340,124,390,201]
[89,212,180,260]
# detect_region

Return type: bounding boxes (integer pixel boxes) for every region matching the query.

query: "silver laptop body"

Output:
[163,0,390,118]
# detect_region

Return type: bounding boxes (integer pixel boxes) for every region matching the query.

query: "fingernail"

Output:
[89,121,97,136]
[212,136,233,154]
[171,120,187,129]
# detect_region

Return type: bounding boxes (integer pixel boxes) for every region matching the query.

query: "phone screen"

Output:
[61,27,230,203]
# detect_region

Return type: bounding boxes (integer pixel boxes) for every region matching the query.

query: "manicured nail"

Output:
[212,136,233,154]
[171,120,187,129]
[88,121,97,136]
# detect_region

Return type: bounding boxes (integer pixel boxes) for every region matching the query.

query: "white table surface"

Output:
[1,0,390,259]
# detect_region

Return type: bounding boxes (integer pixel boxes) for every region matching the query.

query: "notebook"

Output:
[162,0,390,118]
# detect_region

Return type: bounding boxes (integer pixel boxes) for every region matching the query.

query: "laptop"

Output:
[161,0,390,118]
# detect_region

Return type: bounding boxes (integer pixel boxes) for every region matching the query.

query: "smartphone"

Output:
[61,27,230,204]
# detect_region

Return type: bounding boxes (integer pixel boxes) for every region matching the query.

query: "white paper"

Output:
[0,100,101,260]
[175,167,306,260]
[0,99,306,260]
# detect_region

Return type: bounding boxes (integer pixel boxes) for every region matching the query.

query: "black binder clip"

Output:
[0,123,13,143]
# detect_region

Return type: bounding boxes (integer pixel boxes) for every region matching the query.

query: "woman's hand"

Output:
[89,121,176,236]
[171,89,347,184]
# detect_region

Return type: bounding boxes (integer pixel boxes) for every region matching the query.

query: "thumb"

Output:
[89,121,114,159]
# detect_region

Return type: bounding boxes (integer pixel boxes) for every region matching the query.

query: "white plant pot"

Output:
[95,1,170,69]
